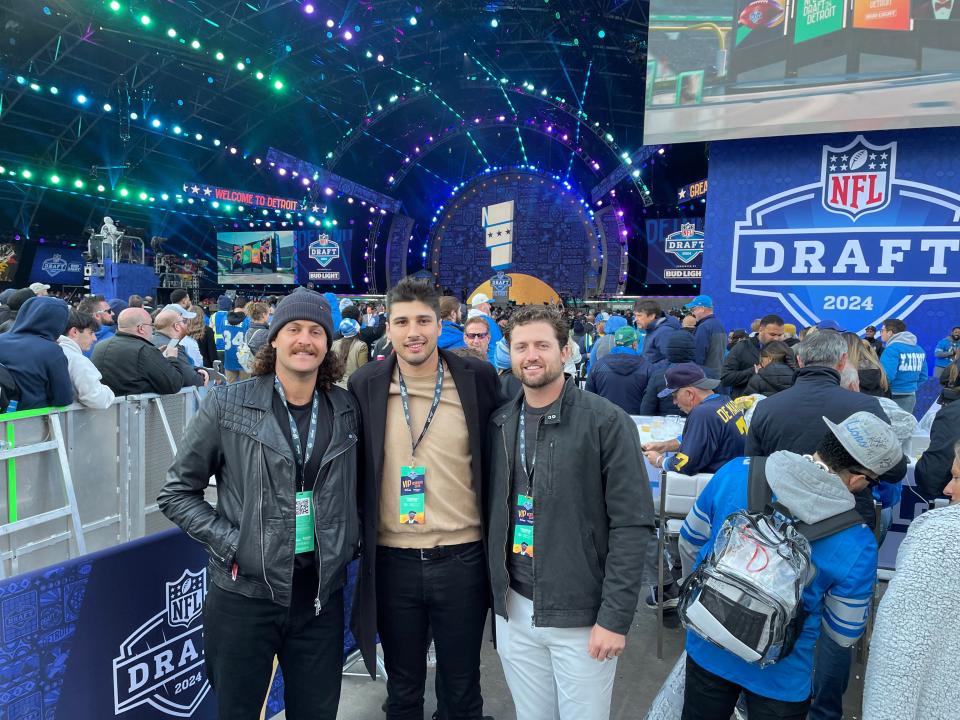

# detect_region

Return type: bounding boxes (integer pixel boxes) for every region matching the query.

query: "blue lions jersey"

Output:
[221,317,250,371]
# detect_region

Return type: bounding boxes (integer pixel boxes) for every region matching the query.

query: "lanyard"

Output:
[274,377,319,490]
[518,403,539,491]
[398,359,444,458]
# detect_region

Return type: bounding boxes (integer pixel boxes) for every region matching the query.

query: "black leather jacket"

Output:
[158,374,360,608]
[486,377,657,634]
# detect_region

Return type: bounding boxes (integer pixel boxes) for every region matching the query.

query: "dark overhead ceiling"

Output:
[0,0,700,236]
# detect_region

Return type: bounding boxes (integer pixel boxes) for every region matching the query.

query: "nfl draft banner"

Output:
[295,230,354,285]
[702,128,960,365]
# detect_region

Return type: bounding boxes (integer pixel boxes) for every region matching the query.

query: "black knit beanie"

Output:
[267,288,334,345]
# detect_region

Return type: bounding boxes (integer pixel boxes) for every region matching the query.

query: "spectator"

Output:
[679,414,901,720]
[589,313,628,369]
[586,326,650,415]
[192,305,218,368]
[221,305,250,383]
[863,324,883,354]
[744,340,795,396]
[331,318,367,388]
[721,314,786,397]
[143,295,155,312]
[744,329,908,720]
[244,302,271,359]
[361,302,381,329]
[0,288,16,325]
[563,337,582,378]
[77,294,115,354]
[843,331,890,398]
[28,282,50,297]
[726,329,748,351]
[0,287,36,333]
[180,306,208,367]
[641,362,746,476]
[0,296,73,410]
[94,308,191,395]
[782,322,800,347]
[209,294,233,361]
[933,326,960,379]
[128,294,144,308]
[863,440,960,720]
[495,337,522,399]
[151,306,208,388]
[879,318,928,413]
[347,304,383,360]
[915,390,960,500]
[438,295,466,350]
[469,292,503,364]
[641,330,696,416]
[57,310,116,409]
[681,313,697,332]
[169,288,191,309]
[685,295,726,378]
[463,313,492,360]
[635,299,680,366]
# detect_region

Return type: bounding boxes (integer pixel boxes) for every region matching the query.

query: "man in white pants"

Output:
[485,305,656,720]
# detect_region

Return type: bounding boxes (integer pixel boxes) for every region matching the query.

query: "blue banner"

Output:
[29,246,86,285]
[702,128,960,362]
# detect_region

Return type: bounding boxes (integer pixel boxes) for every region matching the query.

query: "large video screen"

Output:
[641,217,705,286]
[216,231,295,285]
[30,246,85,286]
[0,243,21,283]
[644,0,960,144]
[295,229,354,286]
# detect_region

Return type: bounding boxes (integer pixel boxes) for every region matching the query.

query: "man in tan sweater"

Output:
[349,277,502,719]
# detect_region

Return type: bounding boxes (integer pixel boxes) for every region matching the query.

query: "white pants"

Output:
[495,589,617,720]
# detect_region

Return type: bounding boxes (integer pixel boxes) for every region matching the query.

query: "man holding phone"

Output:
[151,305,208,388]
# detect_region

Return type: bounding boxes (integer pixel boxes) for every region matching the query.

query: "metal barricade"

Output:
[0,387,206,578]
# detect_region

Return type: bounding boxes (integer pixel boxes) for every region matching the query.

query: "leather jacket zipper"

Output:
[312,432,357,616]
[259,445,276,602]
[500,426,512,617]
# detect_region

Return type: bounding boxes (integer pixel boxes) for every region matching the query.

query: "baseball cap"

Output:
[614,326,638,346]
[163,303,197,319]
[815,320,843,332]
[595,311,610,323]
[338,318,360,338]
[467,308,485,320]
[471,293,491,307]
[657,362,720,398]
[822,411,903,477]
[29,282,51,294]
[684,295,713,310]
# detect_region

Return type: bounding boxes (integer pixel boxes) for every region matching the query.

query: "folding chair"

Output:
[655,469,713,658]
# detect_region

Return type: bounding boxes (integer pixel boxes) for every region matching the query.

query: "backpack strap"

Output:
[796,510,864,542]
[747,456,770,513]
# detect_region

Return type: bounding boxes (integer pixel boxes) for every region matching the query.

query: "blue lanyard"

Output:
[398,360,444,459]
[518,404,538,490]
[274,377,319,490]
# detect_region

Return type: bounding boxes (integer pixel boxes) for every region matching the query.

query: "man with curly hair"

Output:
[159,288,361,720]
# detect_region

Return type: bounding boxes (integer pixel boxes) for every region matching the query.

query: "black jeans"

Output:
[681,655,810,720]
[376,542,489,720]
[203,569,344,720]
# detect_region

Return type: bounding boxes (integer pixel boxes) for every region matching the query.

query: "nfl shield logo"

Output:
[821,135,896,221]
[680,223,696,238]
[165,569,205,628]
[309,234,341,268]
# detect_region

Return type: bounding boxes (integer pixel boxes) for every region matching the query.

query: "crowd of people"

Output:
[1,278,958,720]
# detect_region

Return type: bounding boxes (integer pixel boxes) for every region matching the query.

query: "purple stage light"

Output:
[617,210,624,217]
[562,134,569,141]
[302,178,310,185]
[326,18,335,28]
[546,125,553,132]
[343,30,353,40]
[278,168,287,175]
[304,3,315,14]
[324,187,334,195]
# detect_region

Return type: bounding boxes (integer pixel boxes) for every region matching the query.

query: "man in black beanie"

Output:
[159,287,361,720]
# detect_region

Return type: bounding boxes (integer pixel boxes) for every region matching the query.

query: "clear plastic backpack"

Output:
[678,457,861,667]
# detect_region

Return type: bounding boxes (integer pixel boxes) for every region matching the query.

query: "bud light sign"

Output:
[705,129,960,342]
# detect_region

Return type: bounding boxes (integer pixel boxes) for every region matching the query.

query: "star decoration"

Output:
[880,162,888,169]
[190,185,200,193]
[830,164,837,172]
[880,153,888,159]
[868,163,876,170]
[678,188,686,199]
[202,186,212,196]
[830,155,838,163]
[840,164,848,171]
[841,154,848,162]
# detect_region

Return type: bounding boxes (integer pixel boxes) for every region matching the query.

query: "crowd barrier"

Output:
[0,386,206,578]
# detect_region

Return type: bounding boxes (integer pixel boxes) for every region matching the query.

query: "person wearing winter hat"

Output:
[678,412,901,720]
[331,317,368,387]
[159,285,359,720]
[210,294,234,360]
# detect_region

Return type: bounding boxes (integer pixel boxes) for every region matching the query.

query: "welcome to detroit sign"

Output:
[703,128,960,343]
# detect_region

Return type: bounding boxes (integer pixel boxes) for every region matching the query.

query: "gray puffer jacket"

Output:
[158,373,360,608]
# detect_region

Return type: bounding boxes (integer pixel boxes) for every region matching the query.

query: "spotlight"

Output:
[195,133,203,141]
[119,188,129,197]
[97,184,105,192]
[50,175,60,184]
[236,61,245,70]
[229,147,237,154]
[326,18,335,28]
[255,71,264,80]
[215,51,224,61]
[22,169,32,179]
[213,139,221,146]
[109,0,121,10]
[304,3,315,14]
[190,39,201,49]
[273,79,284,90]
[409,16,417,26]
[49,86,59,95]
[343,30,353,40]
[139,192,148,200]
[167,28,177,38]
[161,193,169,200]
[597,29,606,39]
[129,111,138,120]
[173,125,182,134]
[76,93,88,105]
[29,82,40,91]
[377,53,384,62]
[139,14,151,26]
[491,18,499,28]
